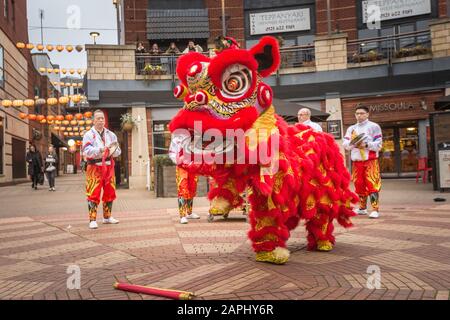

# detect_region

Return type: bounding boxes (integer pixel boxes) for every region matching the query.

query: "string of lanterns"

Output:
[39,67,86,76]
[52,82,84,88]
[1,95,87,108]
[16,43,84,52]
[19,112,94,137]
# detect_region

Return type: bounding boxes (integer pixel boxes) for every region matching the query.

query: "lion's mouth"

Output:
[178,131,235,158]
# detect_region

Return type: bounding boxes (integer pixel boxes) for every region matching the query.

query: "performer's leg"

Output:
[176,167,197,222]
[209,178,243,215]
[306,212,334,251]
[101,165,118,223]
[352,161,369,211]
[248,190,290,264]
[86,165,102,222]
[365,159,382,216]
[88,201,98,221]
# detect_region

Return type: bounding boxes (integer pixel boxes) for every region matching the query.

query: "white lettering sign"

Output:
[362,0,431,23]
[250,8,311,36]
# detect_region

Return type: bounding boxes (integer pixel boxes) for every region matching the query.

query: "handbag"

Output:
[46,164,56,172]
[38,172,45,185]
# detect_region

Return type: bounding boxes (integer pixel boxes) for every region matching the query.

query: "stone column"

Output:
[325,92,345,158]
[430,18,450,58]
[129,106,150,189]
[314,33,348,72]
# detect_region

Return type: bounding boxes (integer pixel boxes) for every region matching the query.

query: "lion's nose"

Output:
[194,90,208,105]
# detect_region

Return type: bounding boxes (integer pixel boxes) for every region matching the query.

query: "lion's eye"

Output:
[220,64,252,99]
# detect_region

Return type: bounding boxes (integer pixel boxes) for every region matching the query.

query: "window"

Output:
[152,121,171,155]
[0,46,4,88]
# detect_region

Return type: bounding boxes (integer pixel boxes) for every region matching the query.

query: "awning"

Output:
[51,133,68,148]
[272,98,330,123]
[434,95,450,111]
[147,9,210,40]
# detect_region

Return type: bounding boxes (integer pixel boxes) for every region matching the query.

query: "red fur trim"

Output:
[176,53,210,87]
[249,36,280,77]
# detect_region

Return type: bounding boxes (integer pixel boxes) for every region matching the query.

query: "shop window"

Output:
[152,121,171,155]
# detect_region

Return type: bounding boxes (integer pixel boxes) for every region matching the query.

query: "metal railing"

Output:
[135,46,316,76]
[279,45,315,68]
[347,30,431,64]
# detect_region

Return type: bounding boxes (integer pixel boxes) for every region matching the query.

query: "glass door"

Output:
[379,128,397,177]
[380,123,419,178]
[399,126,419,177]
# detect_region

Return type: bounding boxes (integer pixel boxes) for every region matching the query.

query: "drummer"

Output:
[82,109,122,229]
[343,105,383,219]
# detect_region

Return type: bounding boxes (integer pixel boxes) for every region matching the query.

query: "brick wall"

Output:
[439,0,448,17]
[86,45,136,80]
[205,0,245,46]
[124,0,148,46]
[316,0,358,41]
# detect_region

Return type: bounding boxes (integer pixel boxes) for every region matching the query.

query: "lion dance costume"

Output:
[82,127,121,223]
[169,36,358,264]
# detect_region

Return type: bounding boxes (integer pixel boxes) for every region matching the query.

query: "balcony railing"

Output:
[279,45,315,68]
[135,46,316,76]
[347,30,431,64]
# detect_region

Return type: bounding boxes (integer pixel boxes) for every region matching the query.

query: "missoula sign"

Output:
[359,101,420,113]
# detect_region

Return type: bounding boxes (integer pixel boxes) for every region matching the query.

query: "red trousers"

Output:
[85,164,116,204]
[352,159,381,210]
[176,167,198,217]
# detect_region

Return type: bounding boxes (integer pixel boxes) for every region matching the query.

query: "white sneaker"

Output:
[49,187,52,191]
[354,208,368,215]
[89,221,98,229]
[52,187,56,191]
[180,217,189,224]
[103,217,119,224]
[187,213,200,219]
[369,211,380,219]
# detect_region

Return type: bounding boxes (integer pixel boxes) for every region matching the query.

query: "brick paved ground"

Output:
[0,174,449,300]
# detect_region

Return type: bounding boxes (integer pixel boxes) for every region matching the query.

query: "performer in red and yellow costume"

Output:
[169,36,357,264]
[82,109,121,229]
[343,105,382,219]
[169,134,200,224]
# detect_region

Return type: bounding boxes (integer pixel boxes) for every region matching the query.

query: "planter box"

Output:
[155,165,208,198]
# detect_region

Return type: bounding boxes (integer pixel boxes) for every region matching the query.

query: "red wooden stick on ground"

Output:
[113,282,195,300]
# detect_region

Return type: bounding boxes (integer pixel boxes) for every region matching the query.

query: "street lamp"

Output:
[113,0,121,44]
[89,31,100,45]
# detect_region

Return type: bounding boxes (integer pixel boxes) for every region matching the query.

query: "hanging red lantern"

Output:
[28,114,37,121]
[36,115,45,121]
[47,115,55,121]
[56,115,64,121]
[75,113,83,120]
[19,112,28,119]
[84,111,93,118]
[65,114,74,121]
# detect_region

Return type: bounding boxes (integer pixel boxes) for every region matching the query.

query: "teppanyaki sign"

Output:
[249,8,311,35]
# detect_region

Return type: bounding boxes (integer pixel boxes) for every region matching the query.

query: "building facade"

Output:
[0,0,32,185]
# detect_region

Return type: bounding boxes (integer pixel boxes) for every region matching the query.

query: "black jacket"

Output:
[26,151,43,176]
